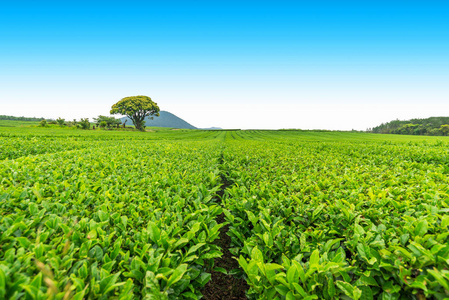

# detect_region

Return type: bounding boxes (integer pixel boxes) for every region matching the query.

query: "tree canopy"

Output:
[110,95,160,131]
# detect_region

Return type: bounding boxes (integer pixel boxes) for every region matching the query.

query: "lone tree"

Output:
[110,95,160,131]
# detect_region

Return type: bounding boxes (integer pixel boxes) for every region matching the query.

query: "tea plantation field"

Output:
[1,128,449,299]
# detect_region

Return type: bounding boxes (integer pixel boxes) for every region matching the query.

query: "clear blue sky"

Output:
[1,1,448,129]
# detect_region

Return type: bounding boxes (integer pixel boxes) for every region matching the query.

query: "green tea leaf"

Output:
[148,221,161,243]
[0,269,6,299]
[337,281,361,300]
[167,264,188,287]
[251,247,264,262]
[100,272,121,294]
[309,249,320,268]
[414,220,428,236]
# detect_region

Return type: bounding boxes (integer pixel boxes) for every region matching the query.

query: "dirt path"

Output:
[202,155,248,299]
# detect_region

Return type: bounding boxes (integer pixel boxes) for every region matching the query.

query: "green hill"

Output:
[370,116,449,136]
[120,111,197,129]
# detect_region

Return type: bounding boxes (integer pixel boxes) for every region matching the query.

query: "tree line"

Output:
[0,115,45,121]
[369,117,449,136]
[3,95,160,132]
[38,116,126,130]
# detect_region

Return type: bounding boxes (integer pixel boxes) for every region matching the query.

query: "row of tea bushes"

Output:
[1,140,224,299]
[222,139,449,299]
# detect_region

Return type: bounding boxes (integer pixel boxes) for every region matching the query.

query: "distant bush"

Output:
[56,117,66,127]
[79,118,91,130]
[94,115,122,128]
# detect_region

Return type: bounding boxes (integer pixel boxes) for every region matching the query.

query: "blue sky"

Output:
[1,1,448,129]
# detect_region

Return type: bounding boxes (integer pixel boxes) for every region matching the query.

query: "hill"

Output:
[120,111,197,129]
[370,116,449,136]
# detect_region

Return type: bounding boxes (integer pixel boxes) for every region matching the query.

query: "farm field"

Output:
[1,128,449,299]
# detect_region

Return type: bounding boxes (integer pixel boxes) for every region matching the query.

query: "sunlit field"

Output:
[1,127,449,299]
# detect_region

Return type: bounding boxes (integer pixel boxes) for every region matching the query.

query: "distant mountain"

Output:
[120,111,197,129]
[201,127,222,130]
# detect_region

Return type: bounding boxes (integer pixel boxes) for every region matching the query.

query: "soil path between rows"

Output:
[202,154,248,299]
